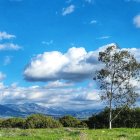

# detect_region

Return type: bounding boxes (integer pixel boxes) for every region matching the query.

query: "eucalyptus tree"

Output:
[94,45,140,129]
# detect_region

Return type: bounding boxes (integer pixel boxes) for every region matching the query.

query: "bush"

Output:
[59,115,86,128]
[77,121,88,128]
[25,114,62,129]
[1,118,25,128]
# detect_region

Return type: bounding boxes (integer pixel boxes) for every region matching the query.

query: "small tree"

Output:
[94,45,140,129]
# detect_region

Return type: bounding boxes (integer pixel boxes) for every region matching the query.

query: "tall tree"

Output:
[94,45,140,129]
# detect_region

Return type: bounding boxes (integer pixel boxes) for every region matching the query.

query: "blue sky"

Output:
[0,0,140,109]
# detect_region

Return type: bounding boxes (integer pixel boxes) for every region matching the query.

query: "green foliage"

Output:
[87,108,109,129]
[87,107,140,129]
[113,107,140,128]
[0,114,62,129]
[59,115,87,128]
[1,118,25,128]
[25,114,62,129]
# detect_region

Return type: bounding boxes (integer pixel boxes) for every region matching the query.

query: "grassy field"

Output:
[0,128,139,140]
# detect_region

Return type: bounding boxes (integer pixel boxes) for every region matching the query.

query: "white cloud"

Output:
[133,14,140,28]
[97,36,111,39]
[4,56,12,66]
[42,40,53,46]
[90,20,97,24]
[1,79,139,110]
[46,80,74,88]
[24,43,140,83]
[62,5,75,16]
[1,44,140,110]
[0,31,16,40]
[0,72,6,81]
[0,81,101,110]
[0,31,21,51]
[24,47,102,82]
[0,43,21,51]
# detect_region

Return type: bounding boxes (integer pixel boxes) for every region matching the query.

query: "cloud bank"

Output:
[0,81,101,110]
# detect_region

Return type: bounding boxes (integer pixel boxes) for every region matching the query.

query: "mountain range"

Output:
[0,103,101,119]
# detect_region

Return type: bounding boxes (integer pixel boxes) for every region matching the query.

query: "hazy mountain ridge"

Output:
[0,103,101,119]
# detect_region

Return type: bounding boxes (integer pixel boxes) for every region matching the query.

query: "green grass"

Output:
[0,128,139,140]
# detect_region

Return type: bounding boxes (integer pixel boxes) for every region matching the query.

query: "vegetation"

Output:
[94,45,140,129]
[0,108,139,139]
[1,118,25,129]
[59,115,87,128]
[0,107,139,129]
[87,107,140,129]
[25,114,62,129]
[0,114,62,129]
[0,128,139,140]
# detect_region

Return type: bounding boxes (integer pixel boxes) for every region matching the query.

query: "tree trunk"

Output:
[109,112,112,129]
[109,99,112,129]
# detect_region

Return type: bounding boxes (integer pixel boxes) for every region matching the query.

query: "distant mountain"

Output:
[0,104,27,118]
[0,103,102,119]
[5,103,70,116]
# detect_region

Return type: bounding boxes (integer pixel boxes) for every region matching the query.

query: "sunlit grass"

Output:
[0,128,139,140]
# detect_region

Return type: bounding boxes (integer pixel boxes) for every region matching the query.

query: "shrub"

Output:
[59,115,84,127]
[25,114,62,129]
[78,121,88,128]
[1,118,25,128]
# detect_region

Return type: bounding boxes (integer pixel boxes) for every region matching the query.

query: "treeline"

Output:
[0,107,139,129]
[87,107,140,129]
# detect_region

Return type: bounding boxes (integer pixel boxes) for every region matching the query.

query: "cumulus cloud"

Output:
[0,43,21,51]
[62,5,75,16]
[133,14,140,28]
[24,47,102,82]
[0,31,16,40]
[0,72,6,81]
[24,43,140,83]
